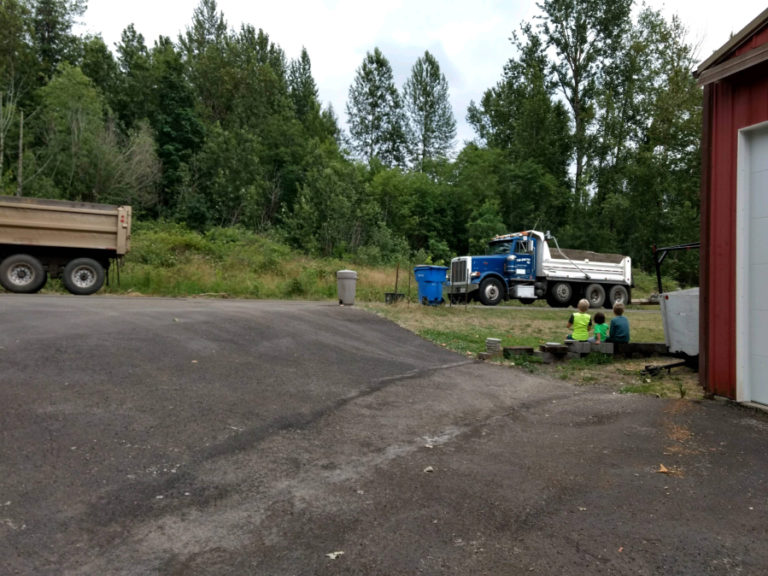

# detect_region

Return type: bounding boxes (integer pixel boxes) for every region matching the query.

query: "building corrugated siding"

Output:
[701,58,768,398]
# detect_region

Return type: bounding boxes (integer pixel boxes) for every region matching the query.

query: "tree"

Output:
[288,47,338,142]
[31,64,160,205]
[179,0,230,124]
[402,51,456,169]
[31,0,86,80]
[467,24,570,183]
[537,0,632,208]
[114,24,153,132]
[80,34,119,100]
[346,48,408,167]
[148,35,204,214]
[0,0,36,88]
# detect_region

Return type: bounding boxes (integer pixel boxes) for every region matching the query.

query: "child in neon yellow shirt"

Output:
[566,299,592,341]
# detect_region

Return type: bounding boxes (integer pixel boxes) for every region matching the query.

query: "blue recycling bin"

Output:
[414,265,448,305]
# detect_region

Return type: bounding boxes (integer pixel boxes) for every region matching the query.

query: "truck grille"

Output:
[451,258,469,285]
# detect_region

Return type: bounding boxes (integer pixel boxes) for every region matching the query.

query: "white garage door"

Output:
[738,124,768,404]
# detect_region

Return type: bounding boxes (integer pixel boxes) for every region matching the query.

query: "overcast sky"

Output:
[77,0,768,146]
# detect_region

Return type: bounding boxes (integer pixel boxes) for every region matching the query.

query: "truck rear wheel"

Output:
[549,282,573,307]
[0,254,47,293]
[479,277,504,306]
[607,285,629,307]
[585,284,606,308]
[62,258,105,295]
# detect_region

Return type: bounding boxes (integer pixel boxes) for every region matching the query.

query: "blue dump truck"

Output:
[446,230,632,308]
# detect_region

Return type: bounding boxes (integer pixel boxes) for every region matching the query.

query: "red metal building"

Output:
[696,8,768,403]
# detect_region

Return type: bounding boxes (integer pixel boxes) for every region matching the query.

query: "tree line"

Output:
[0,0,701,283]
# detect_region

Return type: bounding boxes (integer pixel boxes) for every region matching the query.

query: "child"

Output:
[566,298,592,342]
[590,312,609,343]
[606,302,630,343]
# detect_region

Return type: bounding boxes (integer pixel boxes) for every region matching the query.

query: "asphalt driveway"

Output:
[1,295,767,575]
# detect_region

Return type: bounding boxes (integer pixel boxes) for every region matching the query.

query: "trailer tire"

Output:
[608,285,629,307]
[549,282,573,307]
[479,277,504,306]
[0,254,47,293]
[62,258,105,295]
[585,283,606,308]
[518,298,536,305]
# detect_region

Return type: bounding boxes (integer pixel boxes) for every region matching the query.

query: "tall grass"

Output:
[102,222,412,301]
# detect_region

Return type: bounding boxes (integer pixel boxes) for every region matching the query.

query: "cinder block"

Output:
[503,346,534,359]
[486,338,502,353]
[566,341,591,354]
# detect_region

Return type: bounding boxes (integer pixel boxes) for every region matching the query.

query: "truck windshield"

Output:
[488,241,513,255]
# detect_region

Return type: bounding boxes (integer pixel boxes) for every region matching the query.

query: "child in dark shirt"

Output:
[606,302,630,343]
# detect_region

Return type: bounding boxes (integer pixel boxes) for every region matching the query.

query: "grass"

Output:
[366,301,702,399]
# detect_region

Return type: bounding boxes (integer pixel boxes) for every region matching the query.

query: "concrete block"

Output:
[591,342,614,354]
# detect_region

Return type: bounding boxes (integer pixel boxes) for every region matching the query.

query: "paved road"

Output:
[1,295,767,575]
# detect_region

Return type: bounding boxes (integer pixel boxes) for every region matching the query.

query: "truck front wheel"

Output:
[479,278,504,306]
[63,258,105,295]
[549,282,573,307]
[0,254,47,293]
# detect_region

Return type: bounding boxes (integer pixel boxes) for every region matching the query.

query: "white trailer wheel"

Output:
[585,284,606,308]
[62,258,105,295]
[608,285,629,307]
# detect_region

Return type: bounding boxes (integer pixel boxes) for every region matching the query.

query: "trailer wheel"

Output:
[0,254,47,293]
[608,285,629,307]
[479,278,504,306]
[62,258,105,295]
[518,298,536,305]
[549,282,573,307]
[585,284,606,308]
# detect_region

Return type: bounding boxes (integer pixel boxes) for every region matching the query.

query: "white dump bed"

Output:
[541,242,632,285]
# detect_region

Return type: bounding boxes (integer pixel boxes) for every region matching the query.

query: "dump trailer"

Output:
[447,230,632,308]
[0,195,131,295]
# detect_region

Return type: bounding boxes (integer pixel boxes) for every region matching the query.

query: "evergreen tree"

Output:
[346,48,408,167]
[288,47,339,142]
[148,35,204,214]
[114,24,152,132]
[31,0,86,80]
[80,34,119,101]
[179,0,230,124]
[402,51,456,169]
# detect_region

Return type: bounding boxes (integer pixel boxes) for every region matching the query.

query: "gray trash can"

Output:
[336,269,358,305]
